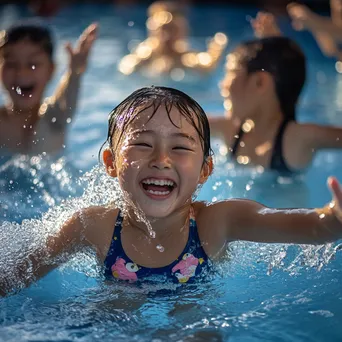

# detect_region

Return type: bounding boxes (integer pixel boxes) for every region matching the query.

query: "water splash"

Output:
[0,165,121,294]
[225,240,342,276]
[0,154,80,222]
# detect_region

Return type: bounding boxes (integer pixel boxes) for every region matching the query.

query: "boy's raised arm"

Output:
[42,23,98,131]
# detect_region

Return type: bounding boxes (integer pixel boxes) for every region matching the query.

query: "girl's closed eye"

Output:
[173,145,194,151]
[130,142,152,148]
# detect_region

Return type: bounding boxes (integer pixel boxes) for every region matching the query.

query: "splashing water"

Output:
[0,165,120,293]
[224,240,342,277]
[0,154,81,222]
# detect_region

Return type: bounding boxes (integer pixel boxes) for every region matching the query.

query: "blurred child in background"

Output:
[209,12,342,174]
[118,1,227,75]
[0,20,98,158]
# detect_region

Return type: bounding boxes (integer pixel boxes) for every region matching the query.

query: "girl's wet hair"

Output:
[235,36,306,121]
[0,19,54,61]
[103,86,212,161]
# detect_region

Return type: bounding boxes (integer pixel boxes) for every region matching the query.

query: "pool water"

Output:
[1,2,342,341]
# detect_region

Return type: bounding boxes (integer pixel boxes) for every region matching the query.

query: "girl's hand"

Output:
[287,3,317,31]
[65,23,98,75]
[327,176,342,222]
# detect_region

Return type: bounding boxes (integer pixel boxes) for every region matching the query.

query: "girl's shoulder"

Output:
[192,199,244,229]
[78,205,120,225]
[192,200,241,259]
[78,205,120,259]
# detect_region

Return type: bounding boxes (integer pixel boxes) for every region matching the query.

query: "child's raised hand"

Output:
[287,3,314,31]
[251,12,281,38]
[65,23,98,75]
[327,176,342,222]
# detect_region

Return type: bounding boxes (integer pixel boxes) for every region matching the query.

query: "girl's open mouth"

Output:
[12,84,36,97]
[141,178,176,198]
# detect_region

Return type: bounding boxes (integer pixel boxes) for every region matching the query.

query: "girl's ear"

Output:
[199,156,213,184]
[253,70,273,92]
[103,148,117,178]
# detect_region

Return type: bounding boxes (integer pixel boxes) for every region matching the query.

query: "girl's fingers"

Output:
[328,176,342,206]
[78,25,98,52]
[65,42,73,56]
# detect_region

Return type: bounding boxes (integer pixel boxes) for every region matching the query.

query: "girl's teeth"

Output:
[143,179,174,186]
[147,190,170,195]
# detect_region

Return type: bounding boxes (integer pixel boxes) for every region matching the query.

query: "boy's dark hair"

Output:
[235,36,306,121]
[104,86,212,161]
[0,20,54,60]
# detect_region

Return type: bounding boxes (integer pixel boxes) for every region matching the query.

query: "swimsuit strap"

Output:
[104,211,125,265]
[270,119,293,173]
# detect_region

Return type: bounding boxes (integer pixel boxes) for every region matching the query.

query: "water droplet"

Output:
[156,244,164,252]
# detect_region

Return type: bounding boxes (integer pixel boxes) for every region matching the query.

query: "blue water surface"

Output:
[1,2,342,342]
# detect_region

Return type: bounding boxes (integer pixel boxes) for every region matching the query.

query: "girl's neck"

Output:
[5,101,41,120]
[125,203,192,241]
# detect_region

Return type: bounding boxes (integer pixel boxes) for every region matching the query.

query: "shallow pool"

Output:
[1,2,342,341]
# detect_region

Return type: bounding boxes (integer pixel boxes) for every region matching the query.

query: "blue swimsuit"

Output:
[104,210,209,283]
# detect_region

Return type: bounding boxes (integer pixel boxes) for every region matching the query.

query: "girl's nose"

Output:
[16,65,33,78]
[149,149,171,170]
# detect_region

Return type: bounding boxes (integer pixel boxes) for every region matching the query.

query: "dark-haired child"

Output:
[0,21,98,157]
[209,12,342,173]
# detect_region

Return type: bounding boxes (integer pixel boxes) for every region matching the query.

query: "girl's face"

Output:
[107,105,211,218]
[220,53,258,120]
[0,39,54,110]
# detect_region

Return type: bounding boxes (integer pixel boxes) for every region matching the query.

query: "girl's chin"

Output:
[137,204,176,219]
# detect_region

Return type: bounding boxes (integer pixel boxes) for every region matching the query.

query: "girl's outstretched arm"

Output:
[0,212,86,297]
[41,23,98,131]
[297,124,342,158]
[220,177,342,244]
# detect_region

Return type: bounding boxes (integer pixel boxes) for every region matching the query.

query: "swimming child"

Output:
[0,20,98,157]
[208,12,342,173]
[1,86,342,296]
[118,1,228,75]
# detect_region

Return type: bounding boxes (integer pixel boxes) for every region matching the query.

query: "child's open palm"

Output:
[65,23,98,74]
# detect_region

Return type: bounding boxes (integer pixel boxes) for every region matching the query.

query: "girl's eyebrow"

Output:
[129,129,197,143]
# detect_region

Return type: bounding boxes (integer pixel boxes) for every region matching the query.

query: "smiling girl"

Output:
[0,20,97,157]
[2,86,342,295]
